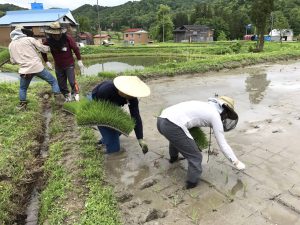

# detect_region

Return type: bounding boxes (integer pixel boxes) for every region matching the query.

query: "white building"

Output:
[269,29,293,41]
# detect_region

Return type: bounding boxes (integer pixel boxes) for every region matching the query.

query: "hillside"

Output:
[72,0,205,31]
[1,0,299,40]
[0,4,26,17]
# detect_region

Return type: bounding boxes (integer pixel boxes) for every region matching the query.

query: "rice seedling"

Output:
[243,182,248,198]
[191,209,199,224]
[64,99,135,135]
[170,193,183,207]
[189,127,208,150]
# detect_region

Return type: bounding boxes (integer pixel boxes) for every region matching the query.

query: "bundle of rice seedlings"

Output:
[189,127,208,150]
[64,99,135,136]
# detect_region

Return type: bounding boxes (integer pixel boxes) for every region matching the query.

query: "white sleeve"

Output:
[211,116,238,162]
[30,37,49,53]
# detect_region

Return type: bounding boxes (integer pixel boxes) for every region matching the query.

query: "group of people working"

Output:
[91,75,245,189]
[8,22,245,189]
[8,22,83,110]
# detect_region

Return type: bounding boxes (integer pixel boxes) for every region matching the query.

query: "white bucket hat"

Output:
[45,22,67,34]
[113,76,150,98]
[14,25,24,31]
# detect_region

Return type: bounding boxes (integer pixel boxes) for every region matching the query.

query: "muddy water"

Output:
[104,60,300,225]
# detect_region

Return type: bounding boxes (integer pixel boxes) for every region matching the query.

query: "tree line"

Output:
[73,0,300,40]
[1,0,299,50]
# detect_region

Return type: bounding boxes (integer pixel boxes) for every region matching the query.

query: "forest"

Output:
[1,0,300,41]
[72,0,300,41]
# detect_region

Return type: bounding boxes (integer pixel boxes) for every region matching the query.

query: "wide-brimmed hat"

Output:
[218,96,238,120]
[45,22,66,34]
[113,76,150,98]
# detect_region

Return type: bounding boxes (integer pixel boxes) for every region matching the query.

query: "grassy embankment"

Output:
[79,41,300,77]
[0,82,44,223]
[2,41,300,77]
[0,76,121,224]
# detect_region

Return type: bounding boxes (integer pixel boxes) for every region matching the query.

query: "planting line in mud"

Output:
[25,100,52,225]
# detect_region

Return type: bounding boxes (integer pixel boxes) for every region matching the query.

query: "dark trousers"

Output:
[55,65,79,96]
[97,126,121,154]
[157,117,202,183]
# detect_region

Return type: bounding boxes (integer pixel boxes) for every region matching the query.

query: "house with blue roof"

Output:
[0,7,78,46]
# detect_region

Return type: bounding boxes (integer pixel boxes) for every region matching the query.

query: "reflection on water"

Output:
[0,72,19,82]
[83,62,144,75]
[245,71,271,104]
[83,56,185,75]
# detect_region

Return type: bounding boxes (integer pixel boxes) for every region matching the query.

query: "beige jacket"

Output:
[8,30,49,74]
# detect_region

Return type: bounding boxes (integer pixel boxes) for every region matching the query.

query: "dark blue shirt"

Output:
[92,80,143,139]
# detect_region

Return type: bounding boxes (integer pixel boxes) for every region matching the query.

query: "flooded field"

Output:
[104,60,300,225]
[0,72,19,82]
[82,56,187,75]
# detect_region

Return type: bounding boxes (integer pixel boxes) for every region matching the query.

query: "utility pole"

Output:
[97,0,101,35]
[162,12,165,42]
[270,12,274,36]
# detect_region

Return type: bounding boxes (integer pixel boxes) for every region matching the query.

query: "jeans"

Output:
[19,68,60,101]
[97,126,121,154]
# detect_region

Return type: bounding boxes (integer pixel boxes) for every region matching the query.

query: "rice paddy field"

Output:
[1,41,300,224]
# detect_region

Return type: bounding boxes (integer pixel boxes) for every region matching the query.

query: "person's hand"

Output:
[77,60,84,68]
[77,60,85,74]
[233,160,246,170]
[46,61,53,70]
[138,139,148,154]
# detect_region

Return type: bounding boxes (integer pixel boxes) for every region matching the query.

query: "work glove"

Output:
[46,61,53,70]
[233,160,246,170]
[77,60,85,73]
[138,139,148,154]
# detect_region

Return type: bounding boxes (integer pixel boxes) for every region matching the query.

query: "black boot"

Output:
[169,156,179,163]
[185,181,198,189]
[16,101,27,111]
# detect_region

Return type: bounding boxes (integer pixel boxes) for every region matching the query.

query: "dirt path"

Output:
[104,60,300,225]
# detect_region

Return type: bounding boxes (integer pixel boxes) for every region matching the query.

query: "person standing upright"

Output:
[42,22,84,102]
[8,25,62,110]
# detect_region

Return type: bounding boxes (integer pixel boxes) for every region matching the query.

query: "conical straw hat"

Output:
[113,76,150,98]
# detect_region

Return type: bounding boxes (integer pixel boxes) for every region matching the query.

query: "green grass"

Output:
[78,127,121,225]
[0,82,45,224]
[64,99,135,135]
[0,48,10,65]
[97,71,117,78]
[39,104,120,224]
[39,142,71,224]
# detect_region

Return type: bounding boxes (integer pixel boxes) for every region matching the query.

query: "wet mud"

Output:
[103,60,300,225]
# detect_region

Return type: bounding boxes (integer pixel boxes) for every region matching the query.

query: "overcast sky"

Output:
[0,0,140,10]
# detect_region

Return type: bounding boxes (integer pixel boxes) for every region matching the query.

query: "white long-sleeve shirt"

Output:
[8,30,49,74]
[159,100,238,162]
